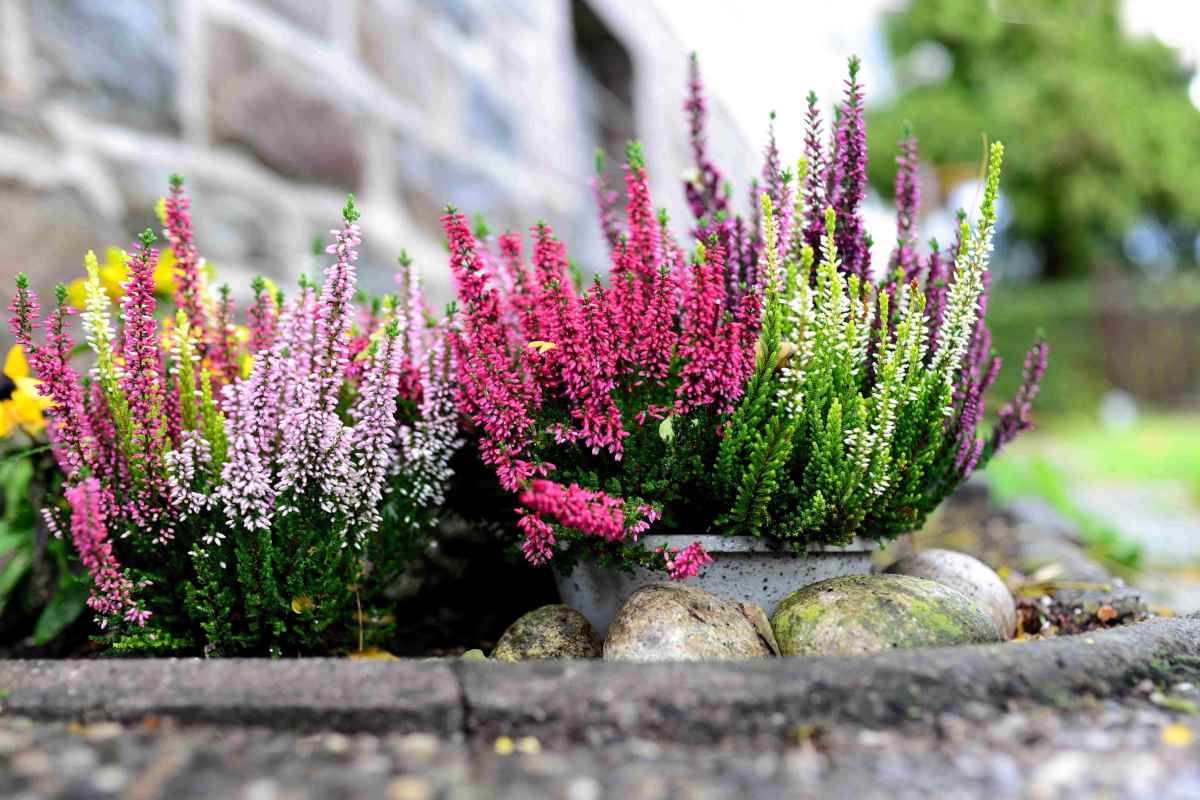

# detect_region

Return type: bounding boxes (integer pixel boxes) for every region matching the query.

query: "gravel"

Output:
[1,681,1197,799]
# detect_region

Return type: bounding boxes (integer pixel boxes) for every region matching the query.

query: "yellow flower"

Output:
[65,246,179,309]
[0,346,51,438]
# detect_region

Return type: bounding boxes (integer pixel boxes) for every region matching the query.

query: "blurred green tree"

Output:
[866,0,1200,277]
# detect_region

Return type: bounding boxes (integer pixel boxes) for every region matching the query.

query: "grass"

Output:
[984,412,1200,574]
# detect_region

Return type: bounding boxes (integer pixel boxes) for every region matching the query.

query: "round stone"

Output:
[771,574,1001,657]
[885,548,1017,639]
[491,605,603,661]
[603,583,778,662]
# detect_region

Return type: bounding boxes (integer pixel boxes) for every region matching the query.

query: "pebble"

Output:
[388,776,435,800]
[885,548,1017,638]
[771,573,1001,656]
[492,604,603,661]
[604,583,777,662]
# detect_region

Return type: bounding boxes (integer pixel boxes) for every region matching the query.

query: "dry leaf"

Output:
[348,647,398,660]
[290,594,315,614]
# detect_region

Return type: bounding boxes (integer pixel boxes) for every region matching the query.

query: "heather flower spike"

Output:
[12,183,460,655]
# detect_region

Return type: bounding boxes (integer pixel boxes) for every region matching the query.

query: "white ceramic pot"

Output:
[552,533,877,636]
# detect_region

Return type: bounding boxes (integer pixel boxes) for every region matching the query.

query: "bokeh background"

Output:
[0,0,1197,601]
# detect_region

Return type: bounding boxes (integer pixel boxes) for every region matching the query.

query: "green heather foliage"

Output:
[714,145,1009,548]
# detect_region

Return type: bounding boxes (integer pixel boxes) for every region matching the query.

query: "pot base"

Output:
[553,535,876,636]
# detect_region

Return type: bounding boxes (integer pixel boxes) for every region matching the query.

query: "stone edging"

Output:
[1,615,1197,744]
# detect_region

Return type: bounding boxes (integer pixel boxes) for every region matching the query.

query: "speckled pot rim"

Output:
[637,533,879,555]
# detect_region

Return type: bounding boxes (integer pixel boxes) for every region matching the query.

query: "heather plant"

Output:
[452,55,1046,577]
[10,179,459,655]
[692,55,1047,547]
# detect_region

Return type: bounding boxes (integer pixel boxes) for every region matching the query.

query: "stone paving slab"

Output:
[0,615,1196,743]
[0,658,462,734]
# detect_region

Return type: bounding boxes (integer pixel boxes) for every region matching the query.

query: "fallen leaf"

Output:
[515,736,541,755]
[1162,724,1194,747]
[348,647,398,660]
[1150,692,1200,715]
[1096,605,1117,623]
[1029,563,1065,583]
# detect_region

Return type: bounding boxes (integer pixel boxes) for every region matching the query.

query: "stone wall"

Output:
[0,0,754,310]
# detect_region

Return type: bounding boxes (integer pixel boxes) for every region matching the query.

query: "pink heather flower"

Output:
[443,208,543,491]
[207,284,240,391]
[347,322,406,543]
[623,504,661,540]
[66,477,148,628]
[119,232,169,483]
[218,341,285,531]
[657,541,712,581]
[675,242,759,415]
[163,175,207,338]
[8,279,97,480]
[518,511,556,566]
[590,153,623,252]
[519,480,627,543]
[395,331,460,510]
[247,277,278,356]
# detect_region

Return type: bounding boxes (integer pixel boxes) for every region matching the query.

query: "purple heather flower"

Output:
[888,128,921,285]
[989,341,1049,457]
[832,56,869,279]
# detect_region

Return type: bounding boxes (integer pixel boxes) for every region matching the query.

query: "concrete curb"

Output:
[2,615,1197,743]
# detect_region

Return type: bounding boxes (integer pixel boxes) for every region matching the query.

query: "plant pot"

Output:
[552,534,878,636]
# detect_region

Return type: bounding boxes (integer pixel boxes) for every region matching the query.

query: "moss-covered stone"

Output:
[885,548,1016,639]
[491,605,602,662]
[771,574,1001,657]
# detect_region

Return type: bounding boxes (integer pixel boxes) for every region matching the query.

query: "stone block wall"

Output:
[0,0,754,311]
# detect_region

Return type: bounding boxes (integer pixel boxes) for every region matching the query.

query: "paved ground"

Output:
[2,679,1198,800]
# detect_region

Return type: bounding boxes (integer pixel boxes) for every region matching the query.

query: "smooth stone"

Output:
[886,548,1017,639]
[603,583,779,662]
[771,574,1001,657]
[491,605,602,662]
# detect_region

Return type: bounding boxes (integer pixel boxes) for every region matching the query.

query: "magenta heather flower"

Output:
[444,207,543,491]
[590,152,623,252]
[657,541,712,581]
[119,232,169,481]
[8,278,97,480]
[519,480,627,542]
[517,511,556,566]
[675,241,759,415]
[452,135,763,576]
[163,175,207,338]
[66,477,148,628]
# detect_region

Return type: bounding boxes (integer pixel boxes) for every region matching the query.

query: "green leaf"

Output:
[658,416,675,443]
[33,580,88,645]
[0,549,32,615]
